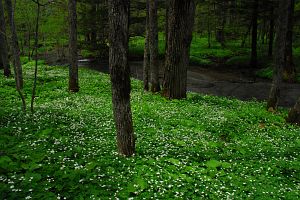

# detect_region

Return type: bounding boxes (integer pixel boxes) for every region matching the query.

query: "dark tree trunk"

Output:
[0,0,10,77]
[30,1,41,113]
[108,0,135,157]
[68,0,79,92]
[165,0,169,54]
[5,0,25,110]
[267,0,290,110]
[286,97,300,125]
[268,5,274,57]
[250,0,258,68]
[283,0,296,82]
[149,0,160,92]
[162,0,195,99]
[143,0,150,91]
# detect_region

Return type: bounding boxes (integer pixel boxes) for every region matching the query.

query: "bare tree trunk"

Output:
[108,0,135,157]
[162,0,195,99]
[286,97,300,125]
[250,0,258,68]
[30,1,40,112]
[149,0,160,92]
[267,0,290,110]
[283,0,296,82]
[5,0,26,111]
[165,0,169,54]
[268,5,274,57]
[0,0,11,77]
[68,0,79,92]
[143,0,150,91]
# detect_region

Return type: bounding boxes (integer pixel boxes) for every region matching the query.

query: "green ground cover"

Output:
[0,63,299,199]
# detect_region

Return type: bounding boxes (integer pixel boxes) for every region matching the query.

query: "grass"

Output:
[0,63,300,199]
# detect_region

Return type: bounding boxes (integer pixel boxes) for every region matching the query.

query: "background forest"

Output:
[0,0,300,199]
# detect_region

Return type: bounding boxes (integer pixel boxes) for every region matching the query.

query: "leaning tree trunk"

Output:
[267,0,290,110]
[108,0,135,157]
[286,97,300,125]
[250,0,258,68]
[68,0,79,92]
[0,0,11,77]
[5,0,23,87]
[143,0,150,91]
[283,0,296,82]
[162,0,195,99]
[149,0,160,92]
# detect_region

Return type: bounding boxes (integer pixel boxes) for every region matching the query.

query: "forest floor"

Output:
[1,62,300,199]
[81,59,300,108]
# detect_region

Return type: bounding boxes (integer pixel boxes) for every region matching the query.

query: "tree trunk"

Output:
[283,0,296,82]
[108,0,135,157]
[30,1,40,112]
[268,5,274,57]
[165,0,169,55]
[5,0,25,110]
[68,0,79,92]
[143,0,150,91]
[149,0,160,92]
[0,0,11,77]
[250,0,258,68]
[162,0,195,99]
[286,97,300,125]
[267,0,290,110]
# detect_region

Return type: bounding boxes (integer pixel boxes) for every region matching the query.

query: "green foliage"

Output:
[0,63,299,199]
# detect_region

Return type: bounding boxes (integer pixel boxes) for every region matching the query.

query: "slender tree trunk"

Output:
[68,0,79,92]
[267,0,290,110]
[149,0,160,92]
[162,0,195,99]
[108,0,135,157]
[0,0,11,77]
[143,0,150,91]
[268,5,274,57]
[286,97,300,125]
[30,1,40,112]
[250,0,258,68]
[283,0,296,82]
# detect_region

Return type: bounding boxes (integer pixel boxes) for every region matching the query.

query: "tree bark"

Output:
[0,0,11,77]
[268,5,274,57]
[162,0,195,99]
[283,0,296,82]
[68,0,79,92]
[108,0,135,157]
[267,0,290,110]
[143,0,150,91]
[286,97,300,125]
[149,0,160,92]
[250,0,258,68]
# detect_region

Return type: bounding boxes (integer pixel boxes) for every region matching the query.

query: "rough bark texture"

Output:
[283,0,296,82]
[0,0,11,77]
[162,0,195,99]
[68,0,79,92]
[286,97,300,125]
[250,0,258,68]
[267,0,290,110]
[5,0,23,87]
[268,5,274,57]
[149,0,160,92]
[143,0,150,91]
[108,0,135,157]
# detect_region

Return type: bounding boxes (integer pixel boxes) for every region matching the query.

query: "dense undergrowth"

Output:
[0,63,299,199]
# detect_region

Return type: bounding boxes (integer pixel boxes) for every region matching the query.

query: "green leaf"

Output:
[206,160,221,169]
[0,156,12,170]
[167,158,181,166]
